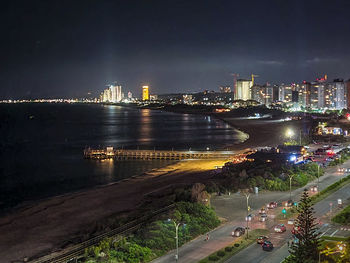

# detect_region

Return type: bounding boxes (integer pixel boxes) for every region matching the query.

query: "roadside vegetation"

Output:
[332,204,350,225]
[82,201,220,263]
[207,162,323,193]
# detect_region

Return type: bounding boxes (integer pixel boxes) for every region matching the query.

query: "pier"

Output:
[83,147,237,160]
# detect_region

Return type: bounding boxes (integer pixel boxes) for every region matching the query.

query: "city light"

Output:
[286,129,294,139]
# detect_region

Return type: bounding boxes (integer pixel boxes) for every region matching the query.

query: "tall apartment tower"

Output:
[142,85,149,100]
[235,79,253,100]
[109,84,122,103]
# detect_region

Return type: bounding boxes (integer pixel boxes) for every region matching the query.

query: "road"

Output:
[152,159,350,263]
[225,173,350,263]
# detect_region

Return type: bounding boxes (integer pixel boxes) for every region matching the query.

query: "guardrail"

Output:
[28,204,175,263]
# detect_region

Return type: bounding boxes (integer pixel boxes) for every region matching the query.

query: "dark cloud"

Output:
[1,0,350,98]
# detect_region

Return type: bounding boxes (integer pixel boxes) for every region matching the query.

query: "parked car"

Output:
[232,227,245,237]
[262,241,274,251]
[259,213,268,222]
[257,235,268,244]
[274,224,286,233]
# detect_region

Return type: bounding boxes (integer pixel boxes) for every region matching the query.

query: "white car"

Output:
[287,219,295,225]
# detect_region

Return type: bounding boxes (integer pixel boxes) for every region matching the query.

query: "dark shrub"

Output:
[225,246,232,252]
[209,255,219,261]
[217,250,225,257]
[234,243,240,247]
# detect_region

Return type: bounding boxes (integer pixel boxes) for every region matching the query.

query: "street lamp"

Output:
[287,174,295,201]
[243,192,250,239]
[317,164,320,193]
[168,219,181,262]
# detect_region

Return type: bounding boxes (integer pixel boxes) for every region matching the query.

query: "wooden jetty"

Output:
[83,147,235,160]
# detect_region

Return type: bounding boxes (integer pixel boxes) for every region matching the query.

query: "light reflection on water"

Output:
[0,103,245,210]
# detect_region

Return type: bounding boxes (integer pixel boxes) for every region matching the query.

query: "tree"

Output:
[287,190,320,263]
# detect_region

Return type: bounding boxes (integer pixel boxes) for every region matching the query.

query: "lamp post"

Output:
[317,164,320,192]
[287,174,295,201]
[244,193,250,239]
[174,221,180,262]
[168,219,181,262]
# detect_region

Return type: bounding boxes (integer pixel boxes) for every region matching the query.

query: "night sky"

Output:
[2,0,350,99]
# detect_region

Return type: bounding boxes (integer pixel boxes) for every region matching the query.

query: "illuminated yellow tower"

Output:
[142,85,149,100]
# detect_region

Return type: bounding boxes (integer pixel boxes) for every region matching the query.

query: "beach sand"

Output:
[0,159,228,262]
[0,118,309,262]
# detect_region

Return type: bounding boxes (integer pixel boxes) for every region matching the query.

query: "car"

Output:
[338,167,345,172]
[257,235,268,244]
[345,168,350,173]
[259,213,268,222]
[259,207,267,214]
[267,202,278,209]
[262,241,274,251]
[245,213,255,221]
[287,219,295,225]
[274,224,286,233]
[284,199,293,207]
[310,186,318,192]
[232,227,245,237]
[291,225,300,235]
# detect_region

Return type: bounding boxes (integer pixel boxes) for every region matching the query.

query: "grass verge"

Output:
[320,236,348,242]
[331,204,350,225]
[197,229,269,263]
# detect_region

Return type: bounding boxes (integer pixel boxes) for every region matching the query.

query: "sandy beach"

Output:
[0,117,308,262]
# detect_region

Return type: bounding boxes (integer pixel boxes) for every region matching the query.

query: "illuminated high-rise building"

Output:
[109,84,122,102]
[325,79,346,109]
[128,91,133,99]
[278,84,293,102]
[142,85,149,100]
[235,79,252,100]
[103,88,111,102]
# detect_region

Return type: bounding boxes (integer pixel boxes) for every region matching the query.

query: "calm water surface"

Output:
[0,103,246,210]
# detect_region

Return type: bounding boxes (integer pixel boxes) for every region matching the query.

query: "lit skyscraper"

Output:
[235,79,252,100]
[142,85,149,100]
[109,84,122,102]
